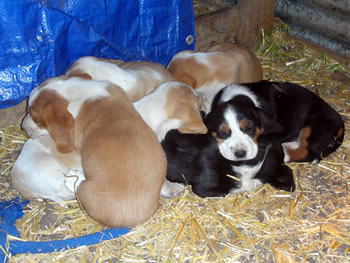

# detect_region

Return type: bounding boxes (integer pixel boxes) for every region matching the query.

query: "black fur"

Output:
[162,129,295,198]
[211,81,345,162]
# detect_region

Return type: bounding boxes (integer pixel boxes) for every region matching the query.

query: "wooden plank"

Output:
[235,0,275,48]
[194,7,237,50]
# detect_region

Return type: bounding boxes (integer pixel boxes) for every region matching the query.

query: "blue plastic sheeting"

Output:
[0,0,195,109]
[0,198,130,262]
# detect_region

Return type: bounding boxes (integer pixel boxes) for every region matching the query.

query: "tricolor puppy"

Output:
[210,81,345,163]
[162,130,295,198]
[22,76,167,227]
[167,42,263,112]
[17,80,207,204]
[66,56,175,102]
[10,135,83,204]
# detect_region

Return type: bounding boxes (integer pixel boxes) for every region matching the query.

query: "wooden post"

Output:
[235,0,275,48]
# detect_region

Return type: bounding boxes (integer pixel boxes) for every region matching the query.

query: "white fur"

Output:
[10,135,82,205]
[219,84,261,108]
[229,163,263,194]
[66,56,138,92]
[195,82,228,113]
[21,113,49,138]
[218,107,258,161]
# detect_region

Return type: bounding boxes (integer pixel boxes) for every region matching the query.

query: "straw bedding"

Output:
[1,20,349,262]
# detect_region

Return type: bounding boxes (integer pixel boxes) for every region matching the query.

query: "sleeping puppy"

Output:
[210,81,345,163]
[10,135,83,204]
[162,130,295,198]
[21,76,167,227]
[16,81,207,204]
[66,56,175,102]
[134,81,207,141]
[167,42,263,112]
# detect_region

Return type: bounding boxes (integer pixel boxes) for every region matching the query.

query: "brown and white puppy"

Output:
[167,42,263,112]
[66,56,175,102]
[134,81,207,141]
[17,80,207,207]
[23,76,167,227]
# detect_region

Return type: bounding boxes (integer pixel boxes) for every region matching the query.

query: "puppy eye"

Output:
[240,120,255,135]
[217,123,231,139]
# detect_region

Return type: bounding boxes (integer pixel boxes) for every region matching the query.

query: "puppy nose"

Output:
[234,150,247,159]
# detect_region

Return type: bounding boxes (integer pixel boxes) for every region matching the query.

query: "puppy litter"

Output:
[1,19,349,262]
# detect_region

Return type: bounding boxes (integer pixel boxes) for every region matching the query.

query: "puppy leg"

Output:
[282,127,311,162]
[160,179,185,198]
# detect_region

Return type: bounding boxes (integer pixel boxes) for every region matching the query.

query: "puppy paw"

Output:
[160,179,185,198]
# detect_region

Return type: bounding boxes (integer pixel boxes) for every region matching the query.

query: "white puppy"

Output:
[11,135,83,205]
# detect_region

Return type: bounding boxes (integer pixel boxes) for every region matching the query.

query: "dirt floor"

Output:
[0,20,349,262]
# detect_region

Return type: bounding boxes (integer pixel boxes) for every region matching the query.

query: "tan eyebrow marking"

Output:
[219,123,230,134]
[239,119,249,129]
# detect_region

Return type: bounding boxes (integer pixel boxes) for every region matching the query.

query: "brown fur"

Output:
[285,127,311,162]
[167,42,263,90]
[28,90,75,153]
[74,85,166,227]
[239,119,249,129]
[165,85,207,134]
[253,127,263,144]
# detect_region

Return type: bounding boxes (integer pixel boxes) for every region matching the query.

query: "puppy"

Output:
[162,130,295,198]
[17,80,207,204]
[66,56,175,101]
[10,135,83,204]
[134,81,207,141]
[210,81,345,163]
[167,42,263,112]
[22,76,167,227]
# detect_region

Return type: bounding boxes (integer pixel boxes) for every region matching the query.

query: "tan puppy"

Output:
[66,56,175,102]
[26,76,167,227]
[167,42,263,112]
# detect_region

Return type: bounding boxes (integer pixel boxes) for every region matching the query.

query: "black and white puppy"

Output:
[210,81,345,163]
[162,129,295,198]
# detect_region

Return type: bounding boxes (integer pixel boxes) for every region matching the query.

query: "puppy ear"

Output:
[257,109,284,135]
[41,100,75,153]
[176,104,208,134]
[210,88,225,111]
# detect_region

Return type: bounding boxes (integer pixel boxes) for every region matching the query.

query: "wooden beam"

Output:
[194,7,237,50]
[235,0,275,48]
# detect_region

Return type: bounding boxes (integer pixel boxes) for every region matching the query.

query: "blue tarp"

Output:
[0,198,129,262]
[0,0,195,108]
